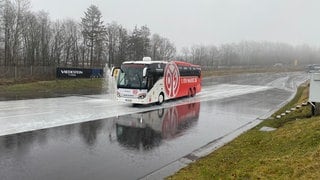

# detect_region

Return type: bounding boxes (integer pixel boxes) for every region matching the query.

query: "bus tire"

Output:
[157,93,164,105]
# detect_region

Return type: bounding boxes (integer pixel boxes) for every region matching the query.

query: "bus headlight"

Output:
[117,91,121,97]
[138,93,146,99]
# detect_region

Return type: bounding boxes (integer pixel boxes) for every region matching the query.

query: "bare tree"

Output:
[50,21,63,66]
[150,33,161,60]
[10,0,30,65]
[59,19,80,67]
[158,37,176,60]
[181,47,190,62]
[106,21,120,67]
[37,11,51,66]
[3,0,15,65]
[208,45,218,68]
[150,33,176,60]
[116,25,129,65]
[22,11,39,66]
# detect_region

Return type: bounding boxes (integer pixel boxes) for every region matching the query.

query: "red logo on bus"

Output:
[132,89,138,95]
[164,62,180,98]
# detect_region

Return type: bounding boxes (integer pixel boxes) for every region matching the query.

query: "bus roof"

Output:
[173,61,200,67]
[122,60,168,65]
[122,60,200,67]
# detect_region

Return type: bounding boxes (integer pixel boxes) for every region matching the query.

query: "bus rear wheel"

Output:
[157,93,164,105]
[190,87,196,97]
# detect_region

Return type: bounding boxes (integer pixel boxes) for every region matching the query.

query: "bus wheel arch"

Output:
[188,88,192,97]
[191,87,196,97]
[157,92,165,105]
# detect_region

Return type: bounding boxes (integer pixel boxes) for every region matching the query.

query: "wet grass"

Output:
[0,78,105,100]
[167,84,320,179]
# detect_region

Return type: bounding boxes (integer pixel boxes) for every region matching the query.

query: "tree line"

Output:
[0,0,319,70]
[179,42,320,68]
[0,0,176,68]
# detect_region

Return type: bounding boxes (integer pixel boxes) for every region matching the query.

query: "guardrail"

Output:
[309,67,320,115]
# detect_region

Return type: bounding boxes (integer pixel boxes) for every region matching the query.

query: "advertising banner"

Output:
[56,68,103,78]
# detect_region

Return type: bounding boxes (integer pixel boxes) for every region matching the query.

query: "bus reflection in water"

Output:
[115,102,200,150]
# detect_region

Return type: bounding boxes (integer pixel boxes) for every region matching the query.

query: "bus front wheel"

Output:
[157,93,164,105]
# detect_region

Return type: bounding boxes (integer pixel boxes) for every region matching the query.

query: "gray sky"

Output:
[29,0,320,50]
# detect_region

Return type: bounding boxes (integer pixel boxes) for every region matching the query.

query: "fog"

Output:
[30,0,320,49]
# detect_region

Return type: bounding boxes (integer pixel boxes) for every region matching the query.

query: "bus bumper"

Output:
[117,97,151,105]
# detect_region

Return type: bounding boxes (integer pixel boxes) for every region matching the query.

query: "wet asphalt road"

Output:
[0,72,307,180]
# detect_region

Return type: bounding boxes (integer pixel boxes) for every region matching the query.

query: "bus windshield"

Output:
[117,64,147,89]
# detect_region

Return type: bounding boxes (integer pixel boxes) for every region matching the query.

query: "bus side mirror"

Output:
[111,66,120,77]
[143,67,148,77]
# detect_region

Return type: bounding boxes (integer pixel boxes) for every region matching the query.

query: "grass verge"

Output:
[167,84,320,179]
[0,78,105,100]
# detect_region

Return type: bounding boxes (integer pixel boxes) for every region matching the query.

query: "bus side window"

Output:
[197,69,201,77]
[147,76,154,91]
[142,77,147,87]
